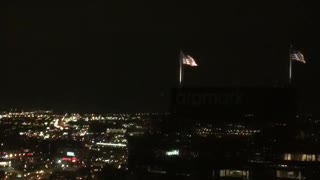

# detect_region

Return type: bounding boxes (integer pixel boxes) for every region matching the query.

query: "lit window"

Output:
[220,169,248,178]
[301,154,316,161]
[220,170,225,177]
[284,153,292,161]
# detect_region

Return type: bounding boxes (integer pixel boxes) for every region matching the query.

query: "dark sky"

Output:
[2,1,318,113]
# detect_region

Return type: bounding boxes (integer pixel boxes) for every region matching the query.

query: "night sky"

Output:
[2,1,318,113]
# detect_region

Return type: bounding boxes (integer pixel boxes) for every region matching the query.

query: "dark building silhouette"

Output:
[127,86,320,180]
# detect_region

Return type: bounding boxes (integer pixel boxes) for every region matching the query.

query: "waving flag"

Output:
[181,51,197,67]
[291,49,306,64]
[288,45,306,84]
[179,50,197,86]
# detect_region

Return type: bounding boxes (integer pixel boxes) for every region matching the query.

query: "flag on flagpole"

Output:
[290,49,306,64]
[181,51,198,67]
[178,51,197,87]
[288,45,306,84]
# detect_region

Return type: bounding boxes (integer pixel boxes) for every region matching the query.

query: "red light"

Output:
[62,157,77,162]
[27,153,33,156]
[62,157,71,161]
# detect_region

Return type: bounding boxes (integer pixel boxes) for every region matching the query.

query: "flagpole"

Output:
[289,44,292,85]
[179,50,183,87]
[289,54,292,85]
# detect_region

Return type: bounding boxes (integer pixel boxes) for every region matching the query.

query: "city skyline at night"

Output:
[3,1,320,179]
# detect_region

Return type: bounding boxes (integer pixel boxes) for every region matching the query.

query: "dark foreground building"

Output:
[128,87,320,180]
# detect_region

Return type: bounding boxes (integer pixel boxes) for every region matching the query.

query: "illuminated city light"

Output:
[67,152,75,157]
[96,142,127,147]
[166,150,179,156]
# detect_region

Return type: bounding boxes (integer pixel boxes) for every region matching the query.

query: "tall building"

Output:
[128,86,320,180]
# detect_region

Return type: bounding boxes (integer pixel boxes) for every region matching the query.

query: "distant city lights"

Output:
[166,150,179,156]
